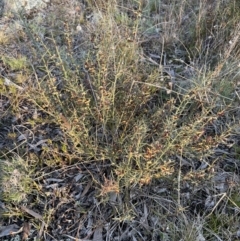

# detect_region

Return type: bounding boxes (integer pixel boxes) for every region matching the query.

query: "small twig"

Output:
[133,80,184,96]
[0,74,24,91]
[205,193,227,218]
[82,67,98,104]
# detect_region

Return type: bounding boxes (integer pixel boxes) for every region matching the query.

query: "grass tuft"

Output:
[0,0,240,240]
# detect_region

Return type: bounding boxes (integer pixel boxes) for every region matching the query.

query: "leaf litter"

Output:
[1,0,240,240]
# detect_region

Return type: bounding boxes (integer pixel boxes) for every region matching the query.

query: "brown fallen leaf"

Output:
[60,113,72,130]
[22,222,30,241]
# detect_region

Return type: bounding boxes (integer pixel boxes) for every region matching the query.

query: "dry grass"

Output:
[0,0,240,240]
